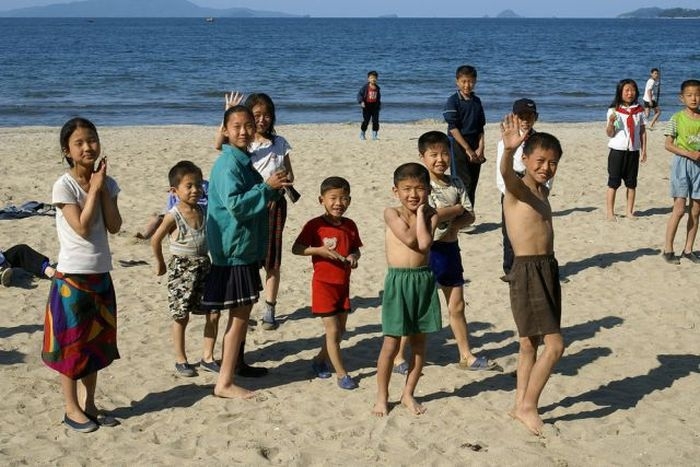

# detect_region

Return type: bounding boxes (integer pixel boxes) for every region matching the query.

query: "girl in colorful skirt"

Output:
[42,117,123,432]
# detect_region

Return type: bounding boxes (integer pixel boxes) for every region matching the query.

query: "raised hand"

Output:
[224,91,245,110]
[500,114,527,152]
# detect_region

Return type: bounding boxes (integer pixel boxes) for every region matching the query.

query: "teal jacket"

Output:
[206,144,280,266]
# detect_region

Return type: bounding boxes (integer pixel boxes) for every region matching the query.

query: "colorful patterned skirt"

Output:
[264,197,287,271]
[42,272,119,380]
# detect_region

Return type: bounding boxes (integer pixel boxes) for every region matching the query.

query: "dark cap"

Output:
[512,98,537,114]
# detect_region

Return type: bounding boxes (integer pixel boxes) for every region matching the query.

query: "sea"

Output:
[0,17,698,127]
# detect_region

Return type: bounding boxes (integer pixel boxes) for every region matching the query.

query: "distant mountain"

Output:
[618,7,700,18]
[0,0,297,18]
[497,9,522,18]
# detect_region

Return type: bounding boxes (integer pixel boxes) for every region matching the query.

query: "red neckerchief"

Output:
[615,104,643,147]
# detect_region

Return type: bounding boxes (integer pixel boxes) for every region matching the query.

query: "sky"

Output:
[0,0,697,17]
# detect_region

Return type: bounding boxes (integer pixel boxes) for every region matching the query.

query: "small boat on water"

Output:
[205,17,214,23]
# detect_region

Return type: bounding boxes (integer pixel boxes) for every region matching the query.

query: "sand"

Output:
[1,121,699,466]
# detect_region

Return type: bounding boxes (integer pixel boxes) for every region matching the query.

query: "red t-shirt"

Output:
[294,216,363,284]
[366,85,378,104]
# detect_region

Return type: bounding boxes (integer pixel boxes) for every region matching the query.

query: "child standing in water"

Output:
[43,117,122,432]
[605,79,647,220]
[203,105,289,398]
[151,161,210,377]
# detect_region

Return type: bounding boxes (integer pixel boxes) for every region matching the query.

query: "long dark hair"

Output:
[59,117,99,168]
[609,79,639,108]
[244,93,276,138]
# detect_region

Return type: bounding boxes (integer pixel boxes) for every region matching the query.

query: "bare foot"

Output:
[606,214,617,222]
[372,400,388,417]
[400,394,427,415]
[625,212,637,219]
[214,383,256,399]
[511,407,543,435]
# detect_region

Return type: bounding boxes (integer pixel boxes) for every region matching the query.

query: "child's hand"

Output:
[265,170,291,190]
[475,148,486,164]
[154,261,166,276]
[317,246,348,263]
[346,254,359,269]
[500,114,528,151]
[90,159,107,193]
[225,91,244,109]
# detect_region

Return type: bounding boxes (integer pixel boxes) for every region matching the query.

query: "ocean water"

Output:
[0,17,698,127]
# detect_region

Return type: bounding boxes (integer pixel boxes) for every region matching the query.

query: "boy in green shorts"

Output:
[372,163,441,417]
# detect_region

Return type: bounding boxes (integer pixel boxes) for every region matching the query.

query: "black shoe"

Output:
[235,362,268,378]
[662,251,680,265]
[681,251,700,263]
[64,414,98,433]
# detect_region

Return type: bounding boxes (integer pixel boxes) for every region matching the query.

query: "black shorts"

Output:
[643,100,657,109]
[607,149,640,189]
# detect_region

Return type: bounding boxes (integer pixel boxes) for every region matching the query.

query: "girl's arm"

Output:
[150,213,177,276]
[217,167,287,221]
[59,170,105,238]
[606,110,617,137]
[640,125,647,163]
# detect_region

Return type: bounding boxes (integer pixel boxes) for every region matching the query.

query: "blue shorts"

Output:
[429,241,465,287]
[670,155,700,199]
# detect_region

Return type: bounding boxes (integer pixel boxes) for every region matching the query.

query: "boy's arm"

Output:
[665,135,700,161]
[500,114,531,200]
[415,204,438,252]
[384,207,420,249]
[346,247,361,269]
[150,213,177,276]
[475,132,486,160]
[448,129,478,162]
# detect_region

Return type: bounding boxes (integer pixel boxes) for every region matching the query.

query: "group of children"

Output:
[37,65,699,436]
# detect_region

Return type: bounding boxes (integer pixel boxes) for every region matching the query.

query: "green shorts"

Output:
[381,266,441,336]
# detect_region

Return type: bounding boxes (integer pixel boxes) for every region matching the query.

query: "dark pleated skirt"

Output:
[201,263,262,311]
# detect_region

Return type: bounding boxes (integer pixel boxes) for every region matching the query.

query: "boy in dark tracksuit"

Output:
[357,70,381,140]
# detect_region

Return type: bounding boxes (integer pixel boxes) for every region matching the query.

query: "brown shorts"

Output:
[508,255,561,337]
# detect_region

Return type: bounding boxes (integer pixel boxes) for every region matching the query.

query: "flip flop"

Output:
[118,259,149,267]
[392,361,409,375]
[459,355,498,371]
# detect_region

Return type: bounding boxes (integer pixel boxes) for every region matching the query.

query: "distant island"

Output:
[496,9,522,18]
[0,0,297,18]
[618,7,700,18]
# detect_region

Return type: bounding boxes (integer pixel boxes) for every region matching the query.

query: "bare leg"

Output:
[264,266,280,304]
[511,333,564,435]
[683,199,700,254]
[172,315,189,364]
[664,197,687,253]
[442,286,475,363]
[649,108,661,128]
[626,188,636,218]
[393,336,408,368]
[401,333,427,415]
[201,311,220,363]
[606,187,617,221]
[319,314,348,377]
[61,374,89,423]
[214,305,255,399]
[372,336,400,417]
[80,372,98,415]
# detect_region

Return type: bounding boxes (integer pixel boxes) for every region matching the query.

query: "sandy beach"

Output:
[1,120,699,465]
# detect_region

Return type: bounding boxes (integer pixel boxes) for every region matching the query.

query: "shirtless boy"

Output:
[500,114,565,435]
[372,163,442,417]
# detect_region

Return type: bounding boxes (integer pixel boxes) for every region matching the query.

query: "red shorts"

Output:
[311,279,350,315]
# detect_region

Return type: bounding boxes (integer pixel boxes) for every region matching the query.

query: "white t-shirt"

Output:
[249,135,292,181]
[607,106,645,151]
[52,173,120,274]
[428,176,472,241]
[643,78,659,103]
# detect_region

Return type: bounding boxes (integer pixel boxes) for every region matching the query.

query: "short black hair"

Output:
[418,131,450,154]
[456,65,477,79]
[393,162,430,187]
[168,160,203,187]
[367,70,378,78]
[523,133,563,159]
[651,67,659,74]
[320,176,351,195]
[680,79,700,92]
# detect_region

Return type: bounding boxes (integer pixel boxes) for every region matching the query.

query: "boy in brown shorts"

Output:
[499,114,565,435]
